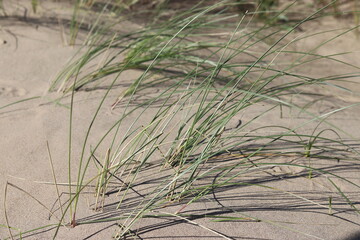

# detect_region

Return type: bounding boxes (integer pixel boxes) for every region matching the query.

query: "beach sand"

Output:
[1,1,360,239]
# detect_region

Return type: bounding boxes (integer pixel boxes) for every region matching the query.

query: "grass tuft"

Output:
[6,0,360,239]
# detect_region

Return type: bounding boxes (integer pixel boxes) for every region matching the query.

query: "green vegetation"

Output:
[2,0,360,239]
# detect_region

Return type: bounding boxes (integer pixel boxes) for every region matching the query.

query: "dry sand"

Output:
[1,1,360,239]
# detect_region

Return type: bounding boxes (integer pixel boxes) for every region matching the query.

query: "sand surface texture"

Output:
[1,1,360,239]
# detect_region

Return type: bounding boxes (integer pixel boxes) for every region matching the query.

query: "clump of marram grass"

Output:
[4,1,360,239]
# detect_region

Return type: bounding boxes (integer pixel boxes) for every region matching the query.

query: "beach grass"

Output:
[3,0,360,239]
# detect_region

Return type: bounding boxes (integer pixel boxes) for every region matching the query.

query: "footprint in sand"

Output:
[0,86,27,97]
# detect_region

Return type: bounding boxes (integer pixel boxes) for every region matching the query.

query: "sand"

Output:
[0,1,360,239]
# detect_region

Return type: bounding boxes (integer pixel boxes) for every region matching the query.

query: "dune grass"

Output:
[3,0,360,239]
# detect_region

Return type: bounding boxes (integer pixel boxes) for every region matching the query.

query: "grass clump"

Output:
[54,1,360,238]
[4,0,360,239]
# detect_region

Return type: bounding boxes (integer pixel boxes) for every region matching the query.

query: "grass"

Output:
[2,0,360,239]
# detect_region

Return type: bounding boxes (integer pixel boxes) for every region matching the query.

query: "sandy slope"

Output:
[1,1,360,240]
